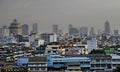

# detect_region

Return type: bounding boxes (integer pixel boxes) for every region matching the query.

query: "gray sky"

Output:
[0,0,120,33]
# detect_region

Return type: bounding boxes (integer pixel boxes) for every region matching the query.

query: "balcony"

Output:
[80,64,91,67]
[28,64,47,67]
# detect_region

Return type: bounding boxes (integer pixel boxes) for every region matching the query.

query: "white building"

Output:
[40,33,57,43]
[87,38,97,53]
[110,54,120,70]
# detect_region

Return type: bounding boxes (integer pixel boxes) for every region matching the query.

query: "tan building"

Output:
[9,19,22,36]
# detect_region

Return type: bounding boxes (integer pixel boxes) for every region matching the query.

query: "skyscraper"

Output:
[0,28,3,37]
[9,19,22,36]
[89,27,94,36]
[2,25,9,37]
[114,29,119,36]
[79,26,88,37]
[105,21,110,35]
[22,24,29,36]
[68,24,79,36]
[68,24,73,35]
[32,23,38,34]
[52,24,59,34]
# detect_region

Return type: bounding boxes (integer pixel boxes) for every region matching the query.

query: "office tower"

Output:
[9,19,22,36]
[79,26,88,37]
[68,24,79,36]
[105,21,110,35]
[68,24,73,35]
[52,24,59,34]
[0,28,3,37]
[32,23,38,34]
[22,24,29,36]
[114,29,119,36]
[89,27,94,36]
[2,25,9,37]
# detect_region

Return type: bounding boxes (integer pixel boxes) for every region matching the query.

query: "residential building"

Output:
[28,56,47,72]
[48,54,91,72]
[40,33,57,43]
[81,54,112,72]
[87,38,97,53]
[110,54,120,70]
[45,42,65,55]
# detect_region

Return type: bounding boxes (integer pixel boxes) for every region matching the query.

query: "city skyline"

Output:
[0,0,120,33]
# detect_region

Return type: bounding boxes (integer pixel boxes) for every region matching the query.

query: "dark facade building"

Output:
[22,24,29,36]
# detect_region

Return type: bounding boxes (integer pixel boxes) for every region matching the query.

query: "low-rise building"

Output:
[48,54,91,72]
[28,56,47,72]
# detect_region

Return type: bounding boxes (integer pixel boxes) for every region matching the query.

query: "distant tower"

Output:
[32,23,38,34]
[89,27,94,36]
[52,24,59,34]
[0,28,3,37]
[2,25,9,37]
[79,26,88,37]
[114,29,119,36]
[105,21,110,35]
[68,24,79,35]
[68,24,73,35]
[9,19,22,36]
[22,24,29,36]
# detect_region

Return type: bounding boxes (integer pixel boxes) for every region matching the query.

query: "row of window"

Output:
[29,68,46,71]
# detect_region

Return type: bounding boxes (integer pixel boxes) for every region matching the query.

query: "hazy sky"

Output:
[0,0,120,33]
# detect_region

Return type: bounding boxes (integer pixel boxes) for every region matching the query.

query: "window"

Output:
[96,64,100,67]
[48,51,51,53]
[68,69,73,71]
[101,59,105,62]
[35,67,39,70]
[41,68,45,71]
[53,51,56,53]
[75,69,80,71]
[96,59,100,62]
[91,64,94,67]
[101,64,106,67]
[52,47,57,49]
[107,64,111,69]
[30,68,33,70]
[107,59,111,62]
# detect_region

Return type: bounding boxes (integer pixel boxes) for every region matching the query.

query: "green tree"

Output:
[89,49,106,54]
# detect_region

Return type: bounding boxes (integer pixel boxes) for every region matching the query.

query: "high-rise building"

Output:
[0,28,3,37]
[68,24,79,36]
[114,29,119,36]
[9,19,22,36]
[105,21,110,35]
[89,27,94,36]
[22,24,29,36]
[68,24,73,35]
[52,24,59,34]
[32,23,38,34]
[79,26,88,37]
[2,25,9,37]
